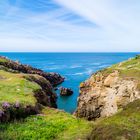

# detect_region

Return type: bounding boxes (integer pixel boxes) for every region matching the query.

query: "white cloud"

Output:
[0,0,140,52]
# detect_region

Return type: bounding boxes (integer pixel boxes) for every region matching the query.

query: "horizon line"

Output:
[0,51,140,53]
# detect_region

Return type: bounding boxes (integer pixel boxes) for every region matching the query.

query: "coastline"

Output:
[0,52,139,113]
[0,54,140,139]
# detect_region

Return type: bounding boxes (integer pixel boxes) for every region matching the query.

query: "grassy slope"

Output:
[0,70,41,109]
[102,55,140,80]
[0,57,9,63]
[0,57,92,140]
[89,100,140,140]
[88,55,140,140]
[0,108,92,140]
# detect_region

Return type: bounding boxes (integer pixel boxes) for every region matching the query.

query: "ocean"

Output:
[0,52,139,113]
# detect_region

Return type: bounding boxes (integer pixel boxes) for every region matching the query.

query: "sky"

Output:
[0,0,140,52]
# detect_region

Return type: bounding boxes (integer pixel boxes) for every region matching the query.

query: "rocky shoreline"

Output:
[0,56,64,86]
[0,55,140,139]
[75,55,140,120]
[0,56,64,122]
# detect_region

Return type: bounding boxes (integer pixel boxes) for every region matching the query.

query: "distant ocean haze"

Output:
[0,52,139,113]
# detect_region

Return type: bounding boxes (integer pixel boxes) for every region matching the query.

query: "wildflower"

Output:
[2,102,10,109]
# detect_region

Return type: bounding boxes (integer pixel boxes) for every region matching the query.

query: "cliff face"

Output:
[0,57,92,140]
[0,56,64,86]
[75,55,140,120]
[0,56,64,122]
[88,99,140,140]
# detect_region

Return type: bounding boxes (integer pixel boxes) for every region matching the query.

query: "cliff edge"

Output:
[75,55,140,120]
[0,56,64,122]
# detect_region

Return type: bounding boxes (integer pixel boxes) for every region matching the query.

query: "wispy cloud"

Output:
[0,0,140,52]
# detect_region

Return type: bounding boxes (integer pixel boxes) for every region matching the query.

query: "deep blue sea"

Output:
[0,53,139,113]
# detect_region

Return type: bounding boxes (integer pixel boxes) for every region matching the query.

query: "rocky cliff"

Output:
[0,57,92,140]
[75,55,140,120]
[0,56,64,122]
[88,99,140,140]
[0,56,64,86]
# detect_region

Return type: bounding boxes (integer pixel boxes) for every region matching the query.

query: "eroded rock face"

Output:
[0,103,42,122]
[75,71,140,120]
[0,56,64,122]
[0,74,58,122]
[0,56,64,86]
[60,87,73,96]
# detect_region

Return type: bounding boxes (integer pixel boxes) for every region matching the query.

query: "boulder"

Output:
[54,87,58,91]
[60,87,73,96]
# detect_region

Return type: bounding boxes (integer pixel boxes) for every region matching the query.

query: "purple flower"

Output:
[15,101,20,108]
[2,102,10,109]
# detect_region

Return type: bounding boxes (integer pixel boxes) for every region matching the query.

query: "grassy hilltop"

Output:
[0,70,40,109]
[102,54,140,80]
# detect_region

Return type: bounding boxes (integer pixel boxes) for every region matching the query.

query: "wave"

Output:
[45,66,60,70]
[47,62,55,65]
[45,65,67,70]
[70,65,82,69]
[89,62,101,66]
[65,72,85,76]
[98,64,110,68]
[85,69,93,75]
[72,72,84,75]
[66,68,93,76]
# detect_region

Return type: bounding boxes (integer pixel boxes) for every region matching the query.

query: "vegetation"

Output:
[85,55,140,139]
[0,55,140,140]
[0,70,40,109]
[0,57,92,140]
[0,57,9,63]
[0,108,92,140]
[89,100,140,140]
[102,55,140,80]
[0,70,40,108]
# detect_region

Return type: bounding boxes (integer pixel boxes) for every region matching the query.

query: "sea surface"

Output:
[0,52,139,113]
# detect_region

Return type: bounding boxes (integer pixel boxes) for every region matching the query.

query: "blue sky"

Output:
[0,0,140,52]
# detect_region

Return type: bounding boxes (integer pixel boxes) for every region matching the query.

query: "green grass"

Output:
[89,100,140,140]
[0,57,9,63]
[0,70,41,108]
[103,55,140,79]
[0,107,92,140]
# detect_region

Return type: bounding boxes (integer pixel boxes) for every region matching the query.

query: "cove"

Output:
[0,52,139,113]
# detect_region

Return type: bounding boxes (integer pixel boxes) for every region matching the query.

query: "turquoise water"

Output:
[0,53,139,113]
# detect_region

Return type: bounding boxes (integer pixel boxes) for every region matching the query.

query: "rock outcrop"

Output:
[0,56,64,122]
[60,87,73,96]
[75,56,140,120]
[88,99,140,140]
[0,56,64,86]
